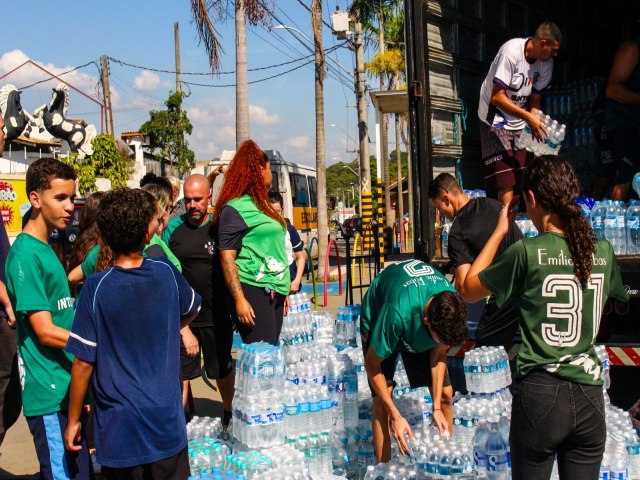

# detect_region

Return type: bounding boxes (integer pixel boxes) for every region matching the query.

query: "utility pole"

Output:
[100,55,114,136]
[354,19,371,225]
[175,22,182,95]
[174,21,182,176]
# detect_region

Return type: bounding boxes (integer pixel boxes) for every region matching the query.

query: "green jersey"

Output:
[480,233,628,385]
[6,233,75,416]
[361,260,456,359]
[145,234,182,271]
[81,243,99,278]
[222,195,289,295]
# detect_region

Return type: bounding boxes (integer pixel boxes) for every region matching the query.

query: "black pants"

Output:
[0,316,21,446]
[232,283,285,346]
[510,371,606,480]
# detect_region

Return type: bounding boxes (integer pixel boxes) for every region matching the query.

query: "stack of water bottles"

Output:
[313,310,336,347]
[233,343,286,448]
[280,293,314,364]
[336,305,360,350]
[187,416,229,478]
[342,346,371,399]
[515,111,567,156]
[601,401,640,480]
[463,189,487,199]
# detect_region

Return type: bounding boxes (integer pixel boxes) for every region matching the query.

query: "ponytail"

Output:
[522,156,597,285]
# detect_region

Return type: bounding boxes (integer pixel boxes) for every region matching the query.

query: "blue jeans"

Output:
[510,370,606,480]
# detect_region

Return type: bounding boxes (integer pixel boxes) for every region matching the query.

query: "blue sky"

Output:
[1,0,378,167]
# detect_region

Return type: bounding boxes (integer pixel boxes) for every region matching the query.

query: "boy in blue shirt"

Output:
[64,188,201,478]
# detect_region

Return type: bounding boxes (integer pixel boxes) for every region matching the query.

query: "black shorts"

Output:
[102,448,189,480]
[610,124,640,184]
[480,122,531,194]
[231,283,285,346]
[180,321,233,381]
[360,325,451,397]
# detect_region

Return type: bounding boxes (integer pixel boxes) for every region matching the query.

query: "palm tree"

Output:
[311,0,329,278]
[350,0,402,228]
[190,0,271,147]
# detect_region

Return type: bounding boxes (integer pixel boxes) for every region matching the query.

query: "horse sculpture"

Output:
[36,83,95,158]
[0,85,28,142]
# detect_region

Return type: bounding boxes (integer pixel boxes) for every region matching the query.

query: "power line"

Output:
[181,59,315,88]
[17,61,99,91]
[108,54,316,76]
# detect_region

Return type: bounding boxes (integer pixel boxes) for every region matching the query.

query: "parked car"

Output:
[342,216,362,238]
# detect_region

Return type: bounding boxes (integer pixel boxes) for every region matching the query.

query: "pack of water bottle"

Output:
[336,305,360,350]
[313,310,337,347]
[281,294,314,364]
[233,343,286,448]
[341,346,371,399]
[463,346,512,395]
[590,199,640,256]
[472,415,511,480]
[514,214,538,238]
[282,382,333,443]
[382,425,475,479]
[515,111,567,156]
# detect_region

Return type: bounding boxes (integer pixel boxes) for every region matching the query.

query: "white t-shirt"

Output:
[478,38,554,130]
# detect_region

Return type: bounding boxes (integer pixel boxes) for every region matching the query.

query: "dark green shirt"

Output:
[6,233,75,416]
[361,260,455,359]
[480,233,628,385]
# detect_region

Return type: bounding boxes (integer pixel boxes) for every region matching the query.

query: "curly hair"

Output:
[97,188,157,255]
[522,156,596,285]
[427,291,468,347]
[26,157,76,194]
[68,191,104,271]
[213,140,284,227]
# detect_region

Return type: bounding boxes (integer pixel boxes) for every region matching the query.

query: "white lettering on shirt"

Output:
[57,297,73,311]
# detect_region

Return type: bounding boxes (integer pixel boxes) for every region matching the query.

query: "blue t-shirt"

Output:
[66,257,201,468]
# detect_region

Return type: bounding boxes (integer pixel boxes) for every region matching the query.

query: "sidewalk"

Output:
[0,284,353,479]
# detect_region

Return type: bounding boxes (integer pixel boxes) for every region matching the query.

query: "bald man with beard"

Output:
[162,174,234,429]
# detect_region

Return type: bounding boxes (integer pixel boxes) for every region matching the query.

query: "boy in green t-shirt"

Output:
[360,260,468,462]
[6,158,93,479]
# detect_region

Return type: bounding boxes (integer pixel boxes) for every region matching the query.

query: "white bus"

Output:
[210,149,318,245]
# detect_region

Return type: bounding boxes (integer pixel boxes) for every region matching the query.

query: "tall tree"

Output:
[311,0,329,277]
[140,91,195,177]
[191,1,272,147]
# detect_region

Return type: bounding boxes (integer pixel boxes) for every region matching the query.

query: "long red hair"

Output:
[213,139,284,227]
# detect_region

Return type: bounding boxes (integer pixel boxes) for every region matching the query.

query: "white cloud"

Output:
[133,71,160,91]
[285,136,310,149]
[249,105,279,126]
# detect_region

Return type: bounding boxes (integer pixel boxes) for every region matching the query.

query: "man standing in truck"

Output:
[604,37,640,201]
[478,22,562,205]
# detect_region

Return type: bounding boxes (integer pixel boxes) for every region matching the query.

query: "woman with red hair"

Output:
[215,140,290,345]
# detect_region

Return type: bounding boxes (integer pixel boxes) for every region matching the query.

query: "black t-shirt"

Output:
[448,197,523,268]
[162,214,225,327]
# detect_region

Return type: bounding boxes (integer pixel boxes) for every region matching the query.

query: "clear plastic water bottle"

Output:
[605,201,618,250]
[615,201,627,255]
[626,200,640,255]
[343,358,359,429]
[442,222,450,258]
[610,448,629,480]
[427,443,441,477]
[485,419,509,480]
[473,420,490,479]
[592,201,607,240]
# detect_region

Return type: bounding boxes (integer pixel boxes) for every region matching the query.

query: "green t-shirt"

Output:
[224,195,290,295]
[81,244,99,278]
[361,260,455,359]
[81,237,181,278]
[145,234,182,271]
[6,233,75,416]
[480,233,628,385]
